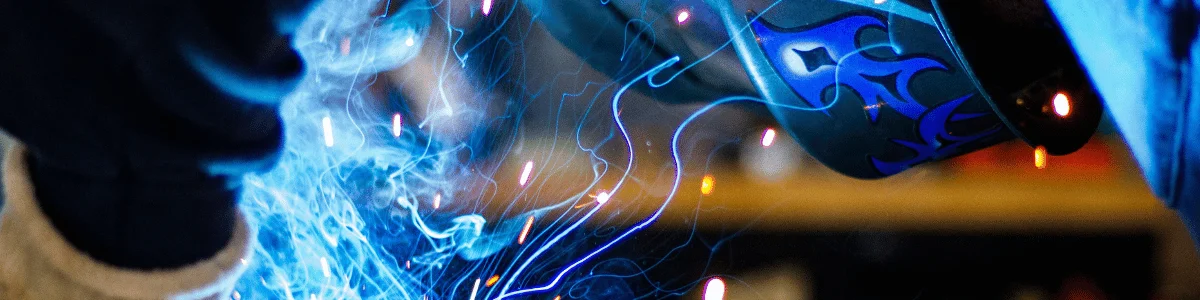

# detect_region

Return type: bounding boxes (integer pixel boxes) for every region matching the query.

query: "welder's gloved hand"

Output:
[0,0,313,298]
[1047,0,1200,239]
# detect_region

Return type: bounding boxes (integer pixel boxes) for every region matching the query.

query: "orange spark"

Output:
[1034,146,1048,170]
[485,275,500,287]
[700,175,715,195]
[518,215,535,244]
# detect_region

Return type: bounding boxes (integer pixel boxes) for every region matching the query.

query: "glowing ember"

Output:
[486,275,501,287]
[1053,93,1071,117]
[1034,146,1048,170]
[676,10,691,24]
[703,277,726,300]
[392,113,403,137]
[518,215,535,244]
[322,117,334,147]
[700,175,715,195]
[519,160,534,186]
[761,128,777,147]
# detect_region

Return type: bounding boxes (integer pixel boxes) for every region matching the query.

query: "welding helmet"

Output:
[532,0,1103,179]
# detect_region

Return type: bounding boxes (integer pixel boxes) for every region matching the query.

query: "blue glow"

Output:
[228,0,925,298]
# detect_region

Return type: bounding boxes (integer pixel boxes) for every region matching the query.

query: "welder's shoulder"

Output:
[0,145,253,300]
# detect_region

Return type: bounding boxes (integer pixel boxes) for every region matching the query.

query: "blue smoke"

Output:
[227,0,827,299]
[233,0,517,298]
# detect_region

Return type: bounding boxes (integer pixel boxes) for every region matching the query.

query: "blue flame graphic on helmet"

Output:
[869,95,1001,175]
[751,14,945,121]
[751,13,1001,176]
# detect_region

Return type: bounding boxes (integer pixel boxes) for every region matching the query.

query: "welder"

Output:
[0,0,1197,299]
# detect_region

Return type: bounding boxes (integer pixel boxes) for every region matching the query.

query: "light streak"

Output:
[761,128,777,147]
[321,116,334,147]
[518,160,534,186]
[1034,146,1048,169]
[320,257,331,278]
[700,175,715,195]
[517,215,534,244]
[486,275,501,287]
[703,277,726,300]
[1053,93,1071,117]
[432,192,441,209]
[469,278,482,300]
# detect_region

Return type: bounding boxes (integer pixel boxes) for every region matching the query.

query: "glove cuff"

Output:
[0,144,253,299]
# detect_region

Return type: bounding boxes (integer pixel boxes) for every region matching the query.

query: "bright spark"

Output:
[406,260,411,269]
[321,116,334,147]
[482,0,493,16]
[761,128,777,147]
[320,257,331,278]
[596,191,611,205]
[392,113,403,137]
[874,0,887,4]
[469,278,481,300]
[518,215,535,244]
[703,277,726,300]
[432,193,441,209]
[486,275,501,287]
[1034,146,1048,170]
[676,10,690,24]
[518,161,534,186]
[405,37,415,47]
[700,175,715,195]
[1053,93,1071,117]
